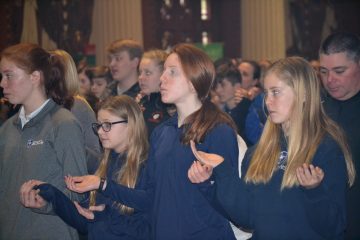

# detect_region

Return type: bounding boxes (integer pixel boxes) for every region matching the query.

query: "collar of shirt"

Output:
[19,99,51,128]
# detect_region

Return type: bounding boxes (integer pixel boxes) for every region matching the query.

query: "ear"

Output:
[131,57,140,69]
[30,70,41,86]
[189,81,196,93]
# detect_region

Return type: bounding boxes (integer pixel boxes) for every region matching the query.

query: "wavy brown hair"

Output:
[170,43,237,144]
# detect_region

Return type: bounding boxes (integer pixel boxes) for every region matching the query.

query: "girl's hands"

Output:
[296,163,324,189]
[188,140,225,183]
[73,201,105,220]
[188,161,213,183]
[65,175,101,193]
[19,179,46,208]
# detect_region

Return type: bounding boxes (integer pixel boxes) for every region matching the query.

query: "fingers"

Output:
[89,204,105,212]
[296,163,324,189]
[65,175,85,193]
[74,201,95,220]
[19,180,46,208]
[65,175,100,193]
[188,161,212,183]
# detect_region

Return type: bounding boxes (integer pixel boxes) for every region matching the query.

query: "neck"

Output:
[176,96,202,127]
[22,91,47,115]
[116,72,138,92]
[281,121,290,136]
[226,97,237,109]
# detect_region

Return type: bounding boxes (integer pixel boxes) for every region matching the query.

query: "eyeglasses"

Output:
[92,120,127,135]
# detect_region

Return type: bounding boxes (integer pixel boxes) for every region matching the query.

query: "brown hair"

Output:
[107,39,143,60]
[1,43,72,107]
[171,43,237,144]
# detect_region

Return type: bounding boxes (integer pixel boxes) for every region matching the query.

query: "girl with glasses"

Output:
[20,95,150,240]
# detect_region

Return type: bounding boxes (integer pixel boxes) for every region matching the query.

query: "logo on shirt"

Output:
[148,111,163,123]
[27,139,44,148]
[277,151,288,171]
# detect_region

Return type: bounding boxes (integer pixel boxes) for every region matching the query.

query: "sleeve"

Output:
[95,207,150,240]
[213,154,253,229]
[35,183,88,234]
[194,124,241,215]
[301,139,348,239]
[52,119,88,202]
[34,118,88,215]
[100,136,158,212]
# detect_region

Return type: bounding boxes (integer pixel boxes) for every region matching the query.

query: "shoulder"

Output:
[207,123,237,138]
[46,104,82,134]
[312,134,344,167]
[71,97,96,120]
[150,115,177,142]
[0,114,18,136]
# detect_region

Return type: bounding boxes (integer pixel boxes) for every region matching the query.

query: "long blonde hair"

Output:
[245,57,355,189]
[90,95,149,214]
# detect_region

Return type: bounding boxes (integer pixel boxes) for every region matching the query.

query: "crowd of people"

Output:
[0,32,359,240]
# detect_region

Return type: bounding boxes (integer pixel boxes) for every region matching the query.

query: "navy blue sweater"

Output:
[213,135,348,240]
[37,151,150,240]
[102,115,239,240]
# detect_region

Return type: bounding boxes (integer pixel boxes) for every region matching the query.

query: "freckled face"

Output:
[159,53,194,105]
[0,58,34,105]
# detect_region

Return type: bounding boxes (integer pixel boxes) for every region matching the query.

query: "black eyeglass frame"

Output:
[92,120,128,135]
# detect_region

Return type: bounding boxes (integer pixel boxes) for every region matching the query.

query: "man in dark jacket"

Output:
[319,32,360,240]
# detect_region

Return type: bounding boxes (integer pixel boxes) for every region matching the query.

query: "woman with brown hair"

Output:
[66,44,241,239]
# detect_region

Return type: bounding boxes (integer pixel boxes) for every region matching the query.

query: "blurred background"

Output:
[1,0,359,65]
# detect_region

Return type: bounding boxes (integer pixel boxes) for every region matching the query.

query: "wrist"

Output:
[97,177,106,192]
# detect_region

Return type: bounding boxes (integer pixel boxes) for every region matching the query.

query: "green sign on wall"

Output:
[194,42,224,61]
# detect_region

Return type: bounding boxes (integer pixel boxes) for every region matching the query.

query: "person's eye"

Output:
[335,70,345,74]
[103,122,111,131]
[272,90,280,96]
[170,69,176,76]
[145,71,152,76]
[5,73,12,79]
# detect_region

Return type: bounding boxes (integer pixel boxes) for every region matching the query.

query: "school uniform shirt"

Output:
[213,134,348,240]
[109,81,141,99]
[139,92,171,136]
[101,115,239,240]
[0,99,88,240]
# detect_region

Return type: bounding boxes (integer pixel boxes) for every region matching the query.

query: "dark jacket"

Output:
[323,91,360,240]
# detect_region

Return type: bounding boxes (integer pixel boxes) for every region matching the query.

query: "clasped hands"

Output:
[19,175,105,219]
